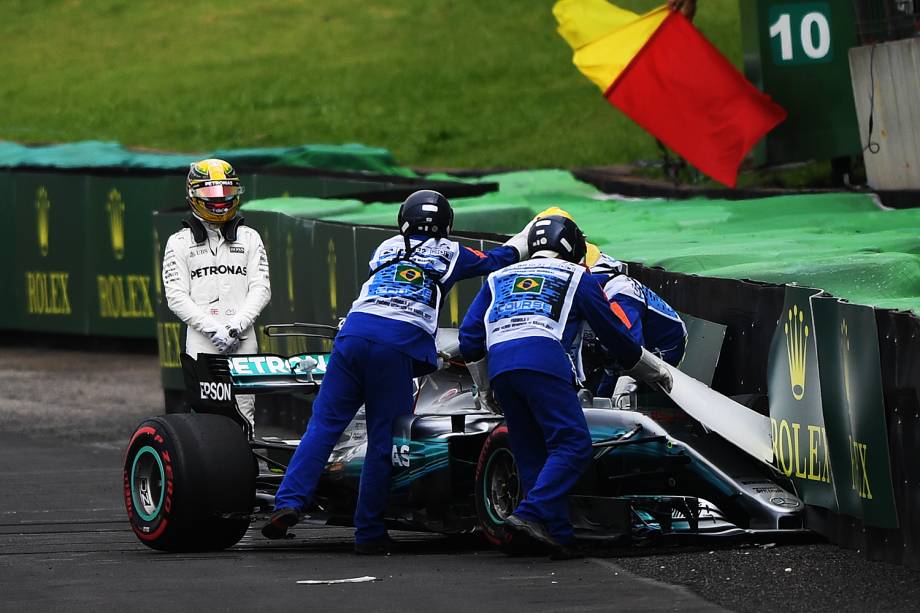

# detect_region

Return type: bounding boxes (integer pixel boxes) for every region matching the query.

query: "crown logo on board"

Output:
[328,238,337,319]
[107,188,126,260]
[784,305,809,400]
[841,319,852,405]
[36,186,51,257]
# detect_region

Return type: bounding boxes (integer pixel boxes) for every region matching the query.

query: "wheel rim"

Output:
[131,446,165,522]
[483,448,520,525]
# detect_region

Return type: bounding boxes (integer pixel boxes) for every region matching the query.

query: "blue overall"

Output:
[459,258,641,543]
[491,370,592,543]
[592,272,687,397]
[273,236,518,544]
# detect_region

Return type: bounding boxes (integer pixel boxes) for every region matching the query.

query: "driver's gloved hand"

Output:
[227,316,252,341]
[204,324,240,354]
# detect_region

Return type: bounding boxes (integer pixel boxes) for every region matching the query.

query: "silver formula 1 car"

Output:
[124,322,806,552]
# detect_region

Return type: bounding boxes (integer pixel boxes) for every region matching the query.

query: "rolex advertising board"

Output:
[274,217,323,356]
[152,209,188,392]
[312,222,358,338]
[768,285,838,510]
[811,297,898,528]
[244,212,322,356]
[86,176,174,338]
[354,226,395,280]
[354,225,397,306]
[239,210,282,354]
[14,173,89,335]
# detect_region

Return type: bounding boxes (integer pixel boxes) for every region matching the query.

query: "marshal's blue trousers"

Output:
[273,335,414,544]
[491,369,593,544]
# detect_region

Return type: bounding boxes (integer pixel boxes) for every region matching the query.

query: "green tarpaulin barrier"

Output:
[243,169,920,314]
[0,140,414,175]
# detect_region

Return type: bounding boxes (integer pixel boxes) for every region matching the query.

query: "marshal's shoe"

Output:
[505,514,584,560]
[504,514,561,548]
[354,535,397,556]
[260,507,299,540]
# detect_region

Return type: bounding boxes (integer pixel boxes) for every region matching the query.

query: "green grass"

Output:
[0,0,741,169]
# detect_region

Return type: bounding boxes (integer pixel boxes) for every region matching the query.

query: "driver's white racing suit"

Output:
[162,216,271,427]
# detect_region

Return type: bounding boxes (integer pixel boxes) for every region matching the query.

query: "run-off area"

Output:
[0,345,918,612]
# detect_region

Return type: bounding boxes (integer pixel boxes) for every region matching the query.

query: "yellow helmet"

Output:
[186,158,244,223]
[584,242,602,267]
[534,206,574,222]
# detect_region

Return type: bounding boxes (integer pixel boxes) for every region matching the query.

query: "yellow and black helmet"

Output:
[186,158,244,223]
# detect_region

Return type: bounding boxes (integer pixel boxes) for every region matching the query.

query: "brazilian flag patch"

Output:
[395,265,424,285]
[511,276,545,294]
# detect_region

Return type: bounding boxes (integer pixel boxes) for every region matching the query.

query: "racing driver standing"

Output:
[261,189,531,554]
[162,158,271,433]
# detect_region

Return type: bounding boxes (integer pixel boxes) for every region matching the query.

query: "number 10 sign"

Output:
[768,3,834,64]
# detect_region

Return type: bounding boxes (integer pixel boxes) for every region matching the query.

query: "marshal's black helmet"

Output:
[528,215,587,263]
[398,190,453,239]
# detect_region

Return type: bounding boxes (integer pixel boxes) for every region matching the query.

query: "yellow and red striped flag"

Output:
[554,0,787,187]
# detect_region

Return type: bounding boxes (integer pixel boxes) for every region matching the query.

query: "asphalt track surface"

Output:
[1,345,919,612]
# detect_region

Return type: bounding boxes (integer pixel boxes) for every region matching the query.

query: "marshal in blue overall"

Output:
[261,190,531,554]
[459,215,672,557]
[588,251,687,399]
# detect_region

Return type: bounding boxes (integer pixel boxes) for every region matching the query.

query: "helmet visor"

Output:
[190,181,243,199]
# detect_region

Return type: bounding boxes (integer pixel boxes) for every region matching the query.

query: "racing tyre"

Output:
[124,413,255,552]
[474,425,524,549]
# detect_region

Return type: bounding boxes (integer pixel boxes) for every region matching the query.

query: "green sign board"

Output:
[152,209,188,392]
[85,176,173,338]
[740,0,861,164]
[14,173,89,335]
[312,222,358,333]
[768,3,834,65]
[440,238,492,329]
[812,297,898,528]
[767,286,838,511]
[767,287,899,526]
